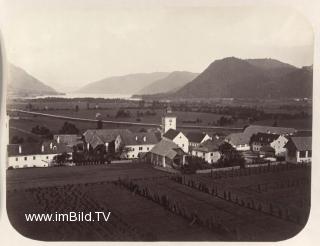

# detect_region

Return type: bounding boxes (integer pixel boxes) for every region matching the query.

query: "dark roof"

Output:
[163,129,181,140]
[7,141,72,157]
[285,136,312,151]
[121,132,159,146]
[53,134,82,146]
[244,125,296,137]
[83,129,131,149]
[186,132,208,143]
[260,145,275,153]
[250,133,279,145]
[193,139,224,152]
[150,139,184,159]
[225,132,250,146]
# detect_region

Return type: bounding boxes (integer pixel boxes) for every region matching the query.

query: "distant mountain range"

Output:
[137,71,199,95]
[174,57,312,99]
[8,65,59,97]
[76,72,170,95]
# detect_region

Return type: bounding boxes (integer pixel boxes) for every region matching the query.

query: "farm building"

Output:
[224,133,250,151]
[149,139,186,168]
[7,140,72,168]
[119,132,159,159]
[53,134,83,148]
[285,136,312,164]
[191,139,223,164]
[162,129,189,153]
[250,133,279,152]
[186,132,212,150]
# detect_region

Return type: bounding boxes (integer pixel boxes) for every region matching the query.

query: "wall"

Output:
[173,132,189,153]
[8,154,58,168]
[125,144,155,159]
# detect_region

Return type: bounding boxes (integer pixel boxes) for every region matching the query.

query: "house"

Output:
[224,133,250,151]
[54,134,83,147]
[186,132,212,150]
[7,141,72,169]
[120,132,159,159]
[270,135,289,157]
[191,139,223,164]
[149,139,186,168]
[284,136,312,164]
[250,133,279,152]
[162,129,189,153]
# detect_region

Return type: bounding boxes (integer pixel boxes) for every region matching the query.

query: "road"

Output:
[8,109,244,131]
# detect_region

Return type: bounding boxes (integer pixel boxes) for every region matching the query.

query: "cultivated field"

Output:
[7,163,310,241]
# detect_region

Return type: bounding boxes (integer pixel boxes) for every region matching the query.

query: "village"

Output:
[6,105,311,171]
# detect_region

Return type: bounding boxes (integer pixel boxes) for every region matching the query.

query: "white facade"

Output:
[161,115,176,134]
[191,150,221,164]
[286,150,312,164]
[189,134,212,148]
[270,135,288,157]
[231,143,250,151]
[125,144,155,159]
[171,132,189,153]
[8,154,57,168]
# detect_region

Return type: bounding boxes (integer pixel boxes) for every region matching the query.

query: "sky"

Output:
[0,0,314,91]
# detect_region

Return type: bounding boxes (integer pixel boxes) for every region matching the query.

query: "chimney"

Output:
[143,136,146,142]
[41,144,44,152]
[50,142,53,149]
[135,136,138,141]
[18,145,22,154]
[57,136,60,143]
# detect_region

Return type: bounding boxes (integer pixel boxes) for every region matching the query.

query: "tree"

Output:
[218,142,245,168]
[31,125,52,139]
[53,152,71,166]
[59,122,80,134]
[11,136,24,144]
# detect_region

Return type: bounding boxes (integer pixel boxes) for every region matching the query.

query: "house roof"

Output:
[149,139,184,159]
[244,125,296,137]
[250,133,280,145]
[260,145,275,153]
[225,132,250,146]
[186,132,208,143]
[7,141,72,157]
[53,134,82,146]
[83,129,131,149]
[193,139,224,152]
[162,129,181,140]
[286,136,312,151]
[121,132,159,146]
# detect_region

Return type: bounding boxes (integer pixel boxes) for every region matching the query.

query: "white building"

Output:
[224,133,250,151]
[187,132,212,150]
[162,129,189,153]
[285,136,312,164]
[191,139,223,164]
[7,141,72,169]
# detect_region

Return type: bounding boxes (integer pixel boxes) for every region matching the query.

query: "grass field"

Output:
[7,163,310,241]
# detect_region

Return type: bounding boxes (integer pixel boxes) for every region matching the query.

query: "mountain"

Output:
[174,57,312,99]
[76,72,170,95]
[138,71,199,95]
[8,65,59,97]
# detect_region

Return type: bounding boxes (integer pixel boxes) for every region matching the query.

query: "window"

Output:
[33,156,36,160]
[299,151,306,158]
[15,158,18,161]
[211,153,214,156]
[46,156,49,159]
[132,155,135,158]
[308,150,312,157]
[139,147,143,151]
[24,157,27,161]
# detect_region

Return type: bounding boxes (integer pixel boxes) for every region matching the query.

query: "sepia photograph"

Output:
[1,0,314,242]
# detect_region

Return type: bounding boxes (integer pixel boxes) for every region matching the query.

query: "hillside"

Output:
[76,72,170,95]
[174,57,312,99]
[138,71,199,95]
[8,65,59,97]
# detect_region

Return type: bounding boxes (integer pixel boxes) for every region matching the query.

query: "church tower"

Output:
[161,105,176,134]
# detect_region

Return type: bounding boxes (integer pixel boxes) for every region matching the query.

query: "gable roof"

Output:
[285,136,312,151]
[121,132,159,146]
[193,139,224,152]
[53,134,82,147]
[244,125,296,137]
[7,141,72,157]
[83,129,131,149]
[250,133,280,145]
[163,129,181,140]
[225,132,250,146]
[186,132,208,143]
[149,139,184,159]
